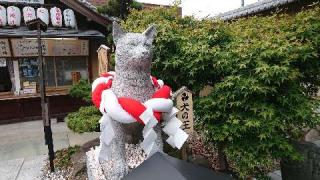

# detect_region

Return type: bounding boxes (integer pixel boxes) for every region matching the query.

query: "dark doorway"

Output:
[0,62,12,92]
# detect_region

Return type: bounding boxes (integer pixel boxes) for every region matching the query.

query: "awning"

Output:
[0,27,105,38]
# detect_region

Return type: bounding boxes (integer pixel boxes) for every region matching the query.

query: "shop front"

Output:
[0,0,111,124]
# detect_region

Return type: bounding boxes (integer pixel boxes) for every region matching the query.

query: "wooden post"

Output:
[174,87,194,160]
[97,45,111,74]
[26,18,54,172]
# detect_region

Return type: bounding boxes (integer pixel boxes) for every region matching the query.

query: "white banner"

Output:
[50,7,62,27]
[0,6,6,26]
[7,6,21,26]
[23,6,36,24]
[36,7,49,25]
[63,9,76,28]
[0,0,44,4]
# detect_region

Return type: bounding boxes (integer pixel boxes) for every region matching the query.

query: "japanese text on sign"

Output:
[11,39,89,57]
[176,90,194,134]
[0,39,11,57]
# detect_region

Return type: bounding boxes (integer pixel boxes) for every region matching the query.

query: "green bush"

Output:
[66,106,100,133]
[196,9,320,177]
[123,5,320,178]
[69,79,91,102]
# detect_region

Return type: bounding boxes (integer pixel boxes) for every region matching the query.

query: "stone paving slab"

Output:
[0,120,100,179]
[0,158,24,180]
[16,155,47,180]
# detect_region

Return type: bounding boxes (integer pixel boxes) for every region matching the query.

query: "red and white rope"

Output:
[92,72,188,158]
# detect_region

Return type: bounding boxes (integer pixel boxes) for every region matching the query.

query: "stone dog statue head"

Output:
[113,22,157,73]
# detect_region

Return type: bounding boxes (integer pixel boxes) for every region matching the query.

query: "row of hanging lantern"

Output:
[0,5,76,28]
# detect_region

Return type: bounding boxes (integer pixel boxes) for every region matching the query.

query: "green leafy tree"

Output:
[97,0,143,19]
[122,5,320,178]
[196,10,320,178]
[97,0,143,47]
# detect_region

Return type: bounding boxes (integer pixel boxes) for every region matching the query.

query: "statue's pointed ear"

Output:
[143,24,157,43]
[113,21,126,44]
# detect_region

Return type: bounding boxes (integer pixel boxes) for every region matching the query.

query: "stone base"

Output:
[86,144,147,180]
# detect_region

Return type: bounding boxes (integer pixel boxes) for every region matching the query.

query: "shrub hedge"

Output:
[122,5,320,177]
[66,106,100,134]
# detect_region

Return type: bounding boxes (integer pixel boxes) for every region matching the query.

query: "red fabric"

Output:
[152,85,171,99]
[153,111,162,122]
[92,73,171,124]
[92,81,112,108]
[151,76,159,88]
[118,98,146,124]
[100,72,114,78]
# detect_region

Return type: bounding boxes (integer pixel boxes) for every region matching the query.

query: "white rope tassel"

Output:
[98,114,115,161]
[139,108,159,155]
[163,107,188,149]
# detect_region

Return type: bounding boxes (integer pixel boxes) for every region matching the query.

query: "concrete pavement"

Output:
[0,120,100,180]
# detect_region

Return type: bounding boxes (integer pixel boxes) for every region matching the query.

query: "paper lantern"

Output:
[7,6,21,26]
[0,6,6,26]
[50,7,62,27]
[23,6,36,24]
[63,9,76,28]
[37,8,49,25]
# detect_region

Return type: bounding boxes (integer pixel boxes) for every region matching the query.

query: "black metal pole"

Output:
[37,22,55,172]
[241,0,245,7]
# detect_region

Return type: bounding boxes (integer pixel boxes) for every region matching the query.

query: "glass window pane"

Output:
[55,57,88,86]
[19,58,39,93]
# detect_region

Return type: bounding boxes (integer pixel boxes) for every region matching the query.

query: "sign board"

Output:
[51,40,89,56]
[11,39,48,57]
[176,89,194,134]
[0,39,11,57]
[11,39,89,57]
[0,0,44,4]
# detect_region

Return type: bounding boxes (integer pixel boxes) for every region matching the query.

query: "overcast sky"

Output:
[137,0,259,18]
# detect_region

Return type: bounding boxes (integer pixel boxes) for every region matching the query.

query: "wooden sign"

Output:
[0,39,11,57]
[11,39,89,57]
[51,40,89,56]
[71,71,81,85]
[0,0,44,4]
[176,89,194,134]
[11,39,48,57]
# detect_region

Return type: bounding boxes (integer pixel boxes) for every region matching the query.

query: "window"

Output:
[19,58,39,93]
[44,57,88,87]
[18,57,88,92]
[55,57,88,86]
